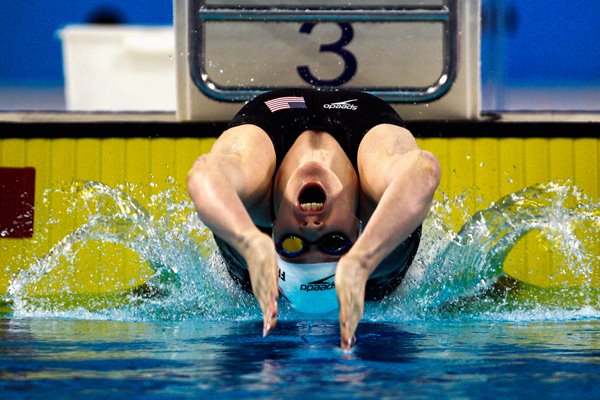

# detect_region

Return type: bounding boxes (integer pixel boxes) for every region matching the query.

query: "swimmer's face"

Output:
[273,162,360,263]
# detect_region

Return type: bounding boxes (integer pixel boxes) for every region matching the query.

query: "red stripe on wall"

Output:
[0,167,35,238]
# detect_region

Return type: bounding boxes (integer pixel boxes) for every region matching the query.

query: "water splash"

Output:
[8,181,258,321]
[6,180,599,322]
[374,182,599,321]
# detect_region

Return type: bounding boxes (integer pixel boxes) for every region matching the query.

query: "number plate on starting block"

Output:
[175,0,480,121]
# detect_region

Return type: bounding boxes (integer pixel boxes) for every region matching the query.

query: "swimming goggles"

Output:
[276,232,353,258]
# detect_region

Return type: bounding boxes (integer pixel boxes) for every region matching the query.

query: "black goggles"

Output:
[276,232,353,258]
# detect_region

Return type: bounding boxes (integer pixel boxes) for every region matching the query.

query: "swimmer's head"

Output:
[271,156,359,313]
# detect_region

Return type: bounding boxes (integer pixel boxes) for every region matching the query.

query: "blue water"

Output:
[1,318,599,399]
[1,181,599,398]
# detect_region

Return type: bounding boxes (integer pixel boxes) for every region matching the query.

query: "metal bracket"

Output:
[189,0,458,103]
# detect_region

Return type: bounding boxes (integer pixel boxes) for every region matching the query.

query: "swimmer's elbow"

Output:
[383,150,440,199]
[418,150,441,196]
[187,153,246,198]
[186,155,212,196]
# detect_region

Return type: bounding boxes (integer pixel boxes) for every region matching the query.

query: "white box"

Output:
[60,25,176,111]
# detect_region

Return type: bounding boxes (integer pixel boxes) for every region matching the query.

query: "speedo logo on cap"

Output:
[323,99,358,110]
[301,274,335,292]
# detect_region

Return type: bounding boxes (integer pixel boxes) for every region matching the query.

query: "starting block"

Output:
[175,0,480,121]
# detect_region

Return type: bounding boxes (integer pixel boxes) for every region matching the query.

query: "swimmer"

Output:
[187,89,440,350]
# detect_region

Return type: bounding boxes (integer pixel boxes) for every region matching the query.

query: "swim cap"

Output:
[276,254,339,314]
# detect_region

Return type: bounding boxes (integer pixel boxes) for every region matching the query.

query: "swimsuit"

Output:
[214,88,421,300]
[228,88,405,170]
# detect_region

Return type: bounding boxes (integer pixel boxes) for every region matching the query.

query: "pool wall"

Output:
[0,119,598,296]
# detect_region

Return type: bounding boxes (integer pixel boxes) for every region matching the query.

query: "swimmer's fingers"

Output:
[243,233,280,337]
[337,290,363,351]
[250,264,279,338]
[261,291,279,337]
[335,257,368,351]
[338,299,361,351]
[255,269,279,337]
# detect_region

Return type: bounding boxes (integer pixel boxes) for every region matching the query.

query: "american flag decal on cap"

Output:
[264,96,307,112]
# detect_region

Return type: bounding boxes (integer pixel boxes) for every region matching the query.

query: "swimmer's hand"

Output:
[335,254,369,351]
[242,232,279,337]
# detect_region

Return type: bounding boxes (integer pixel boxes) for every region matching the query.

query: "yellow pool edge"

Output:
[1,120,598,295]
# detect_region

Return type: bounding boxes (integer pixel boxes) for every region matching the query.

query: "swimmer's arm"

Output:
[187,124,279,336]
[336,124,440,350]
[356,124,440,267]
[188,125,275,231]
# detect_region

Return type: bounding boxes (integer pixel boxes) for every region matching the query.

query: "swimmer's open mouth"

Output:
[298,184,326,212]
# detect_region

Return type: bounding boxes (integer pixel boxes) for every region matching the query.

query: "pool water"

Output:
[1,180,598,398]
[1,318,598,399]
